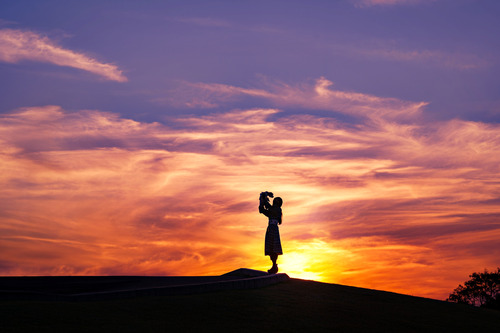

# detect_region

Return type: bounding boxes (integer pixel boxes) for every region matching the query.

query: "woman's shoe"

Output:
[268,264,278,274]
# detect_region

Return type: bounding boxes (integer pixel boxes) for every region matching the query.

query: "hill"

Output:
[1,276,499,332]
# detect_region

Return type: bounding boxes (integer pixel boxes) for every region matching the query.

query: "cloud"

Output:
[0,74,500,298]
[0,18,16,27]
[352,0,437,7]
[2,83,500,299]
[172,16,285,35]
[169,15,485,71]
[174,17,232,28]
[354,45,489,70]
[0,28,127,82]
[167,77,427,121]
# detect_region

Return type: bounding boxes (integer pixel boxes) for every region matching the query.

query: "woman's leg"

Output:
[268,253,278,274]
[270,253,278,265]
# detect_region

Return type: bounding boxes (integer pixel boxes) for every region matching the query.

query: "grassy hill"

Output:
[1,278,499,332]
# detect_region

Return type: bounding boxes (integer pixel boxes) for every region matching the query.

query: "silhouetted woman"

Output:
[259,191,283,274]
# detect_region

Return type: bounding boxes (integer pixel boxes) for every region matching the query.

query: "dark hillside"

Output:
[1,278,499,332]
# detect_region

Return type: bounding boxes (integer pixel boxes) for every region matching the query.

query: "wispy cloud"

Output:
[172,16,286,35]
[165,77,427,120]
[353,45,489,70]
[173,17,232,28]
[1,96,500,299]
[0,18,17,27]
[0,29,127,82]
[172,14,486,71]
[352,0,437,7]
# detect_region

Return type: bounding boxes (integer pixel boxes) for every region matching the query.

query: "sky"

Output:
[1,0,500,300]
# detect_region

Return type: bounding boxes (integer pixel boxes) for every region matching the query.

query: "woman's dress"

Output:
[265,218,283,255]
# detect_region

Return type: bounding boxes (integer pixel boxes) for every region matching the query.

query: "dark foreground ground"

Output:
[1,278,499,332]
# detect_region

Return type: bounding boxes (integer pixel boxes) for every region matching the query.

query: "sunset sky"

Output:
[1,0,500,300]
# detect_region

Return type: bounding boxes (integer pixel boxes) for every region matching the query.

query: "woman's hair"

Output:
[273,197,283,207]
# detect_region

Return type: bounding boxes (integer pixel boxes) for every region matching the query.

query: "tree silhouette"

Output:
[447,268,500,309]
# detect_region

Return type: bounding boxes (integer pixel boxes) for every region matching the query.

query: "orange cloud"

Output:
[1,102,500,300]
[0,29,127,82]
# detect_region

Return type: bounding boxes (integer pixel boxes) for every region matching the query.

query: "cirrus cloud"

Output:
[163,77,427,121]
[352,0,437,7]
[0,28,127,82]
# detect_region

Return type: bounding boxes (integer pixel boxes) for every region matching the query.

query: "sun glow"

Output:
[278,240,348,282]
[280,252,325,281]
